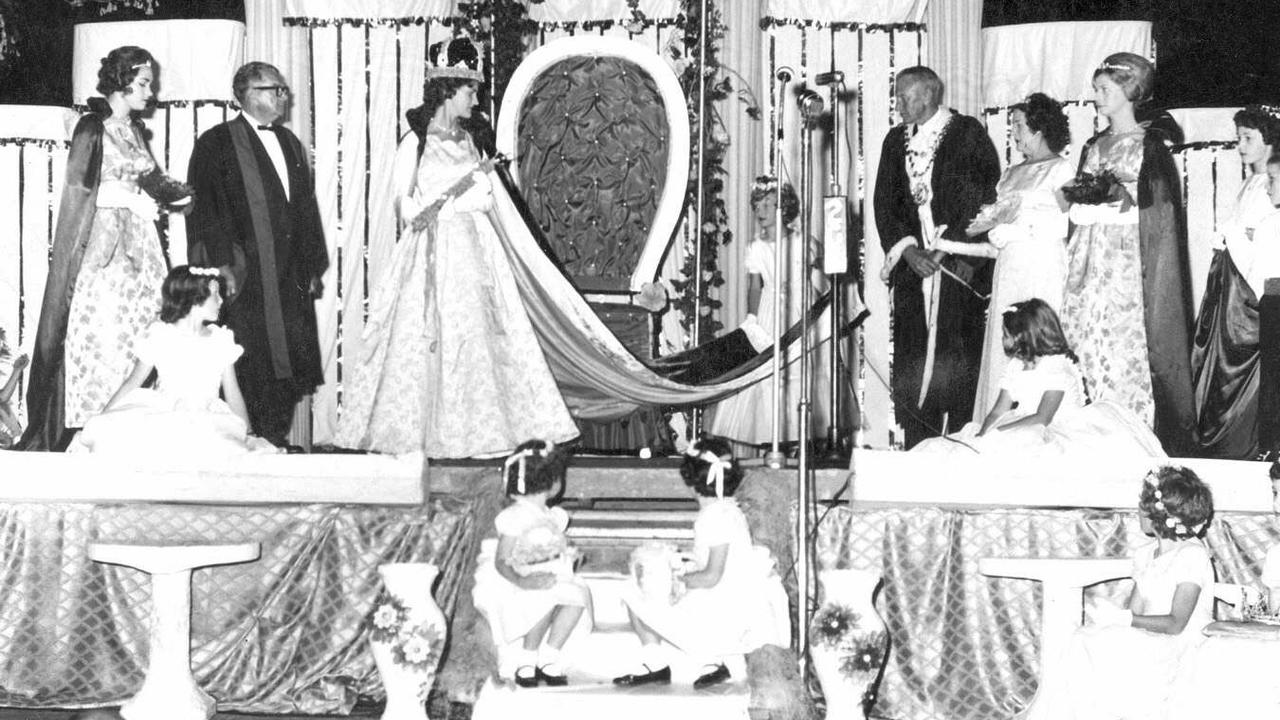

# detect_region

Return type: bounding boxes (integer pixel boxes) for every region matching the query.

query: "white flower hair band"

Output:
[504,441,556,494]
[189,267,221,278]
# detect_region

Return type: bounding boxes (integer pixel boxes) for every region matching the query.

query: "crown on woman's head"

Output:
[427,36,483,82]
[751,175,779,195]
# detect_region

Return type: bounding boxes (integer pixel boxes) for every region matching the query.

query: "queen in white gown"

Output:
[74,267,276,459]
[333,46,577,458]
[929,94,1074,422]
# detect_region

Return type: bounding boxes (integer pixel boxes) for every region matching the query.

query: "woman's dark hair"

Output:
[503,439,571,497]
[1001,298,1075,363]
[160,266,219,323]
[749,179,800,226]
[681,437,744,498]
[1012,93,1071,154]
[1092,51,1154,106]
[96,46,155,97]
[1234,105,1280,150]
[1138,465,1214,540]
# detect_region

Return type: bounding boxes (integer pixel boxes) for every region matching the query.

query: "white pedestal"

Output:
[89,542,261,720]
[979,556,1131,718]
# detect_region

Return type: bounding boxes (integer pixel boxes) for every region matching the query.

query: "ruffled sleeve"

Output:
[132,323,166,366]
[494,503,531,538]
[997,358,1025,391]
[744,241,771,275]
[695,501,743,546]
[1165,542,1212,590]
[209,325,244,367]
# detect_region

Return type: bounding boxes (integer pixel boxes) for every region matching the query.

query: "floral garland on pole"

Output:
[64,0,159,14]
[637,0,755,345]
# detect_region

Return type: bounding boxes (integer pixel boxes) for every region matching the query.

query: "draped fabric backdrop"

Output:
[0,108,76,424]
[763,0,925,447]
[924,0,980,117]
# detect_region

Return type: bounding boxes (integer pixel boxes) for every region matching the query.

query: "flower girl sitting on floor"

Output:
[72,266,278,458]
[474,440,591,688]
[1026,465,1215,720]
[913,298,1166,458]
[613,438,788,689]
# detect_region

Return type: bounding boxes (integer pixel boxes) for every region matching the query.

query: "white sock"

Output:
[642,644,668,669]
[515,647,537,674]
[539,646,564,674]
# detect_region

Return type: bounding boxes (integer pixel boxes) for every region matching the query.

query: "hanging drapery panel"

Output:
[282,0,458,443]
[72,20,247,267]
[763,3,926,448]
[0,107,77,426]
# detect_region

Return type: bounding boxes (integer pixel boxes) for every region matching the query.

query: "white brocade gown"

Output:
[334,131,577,457]
[74,323,275,458]
[64,117,167,427]
[971,155,1074,422]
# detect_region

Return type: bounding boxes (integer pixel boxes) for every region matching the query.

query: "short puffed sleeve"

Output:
[494,503,534,538]
[132,322,168,366]
[744,241,771,275]
[209,325,244,367]
[997,357,1026,391]
[547,506,570,533]
[1037,355,1076,392]
[1165,542,1212,589]
[696,502,743,547]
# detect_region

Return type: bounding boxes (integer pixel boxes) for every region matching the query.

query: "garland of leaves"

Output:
[457,0,544,115]
[644,0,742,345]
[65,0,158,14]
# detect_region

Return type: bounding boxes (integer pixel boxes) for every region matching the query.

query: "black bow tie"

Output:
[257,124,277,131]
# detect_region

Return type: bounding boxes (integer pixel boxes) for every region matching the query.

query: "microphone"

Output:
[775,66,794,83]
[814,70,844,86]
[797,89,824,113]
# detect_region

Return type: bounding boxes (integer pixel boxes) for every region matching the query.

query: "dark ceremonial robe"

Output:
[1076,127,1196,455]
[19,106,110,451]
[186,116,328,442]
[874,113,1000,448]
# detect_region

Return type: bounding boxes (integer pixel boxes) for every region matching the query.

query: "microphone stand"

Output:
[796,92,821,685]
[824,77,847,461]
[764,71,790,471]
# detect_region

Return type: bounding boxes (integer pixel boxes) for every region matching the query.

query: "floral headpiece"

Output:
[1097,61,1134,73]
[685,444,732,498]
[1143,470,1207,538]
[189,267,220,278]
[504,441,555,495]
[1254,104,1280,120]
[1001,304,1020,316]
[751,175,779,196]
[427,37,483,82]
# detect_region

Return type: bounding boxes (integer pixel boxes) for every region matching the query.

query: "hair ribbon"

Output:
[686,446,731,499]
[503,440,555,494]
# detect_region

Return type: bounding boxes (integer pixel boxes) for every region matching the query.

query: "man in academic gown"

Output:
[874,66,1001,448]
[186,62,328,447]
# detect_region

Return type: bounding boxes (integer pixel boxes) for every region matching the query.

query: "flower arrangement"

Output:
[137,168,193,209]
[368,594,445,678]
[508,525,577,577]
[811,604,887,679]
[1061,169,1132,208]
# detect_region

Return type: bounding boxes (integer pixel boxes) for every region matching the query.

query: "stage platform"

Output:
[0,449,1273,719]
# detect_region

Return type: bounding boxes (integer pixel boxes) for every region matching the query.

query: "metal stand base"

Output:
[763,450,787,469]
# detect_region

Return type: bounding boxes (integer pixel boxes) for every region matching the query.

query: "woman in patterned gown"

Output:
[18,46,169,451]
[1059,52,1195,455]
[334,37,577,457]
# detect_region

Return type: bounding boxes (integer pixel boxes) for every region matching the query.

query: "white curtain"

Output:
[924,0,981,117]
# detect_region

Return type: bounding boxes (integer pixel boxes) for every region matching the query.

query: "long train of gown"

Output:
[334,132,578,457]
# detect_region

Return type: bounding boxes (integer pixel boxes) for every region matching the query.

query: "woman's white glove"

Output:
[449,170,494,214]
[97,183,158,222]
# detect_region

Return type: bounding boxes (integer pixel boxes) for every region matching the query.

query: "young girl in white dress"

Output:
[613,438,786,689]
[475,440,590,688]
[73,266,276,458]
[913,298,1165,458]
[1025,466,1215,720]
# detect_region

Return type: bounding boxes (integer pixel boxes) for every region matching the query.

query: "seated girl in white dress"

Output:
[472,440,591,688]
[613,438,787,689]
[1025,465,1215,720]
[73,266,277,458]
[913,298,1165,458]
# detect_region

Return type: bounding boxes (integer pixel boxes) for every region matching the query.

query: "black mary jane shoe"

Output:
[693,663,731,689]
[536,665,568,687]
[612,664,671,687]
[514,666,539,689]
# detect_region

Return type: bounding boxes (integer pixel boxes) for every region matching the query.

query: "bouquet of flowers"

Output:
[509,525,575,578]
[137,168,194,209]
[965,194,1022,237]
[1061,169,1130,207]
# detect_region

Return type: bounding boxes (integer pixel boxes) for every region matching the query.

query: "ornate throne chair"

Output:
[496,36,690,450]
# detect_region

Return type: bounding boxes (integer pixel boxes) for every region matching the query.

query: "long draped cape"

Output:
[17,111,108,451]
[1076,128,1195,454]
[1191,247,1261,458]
